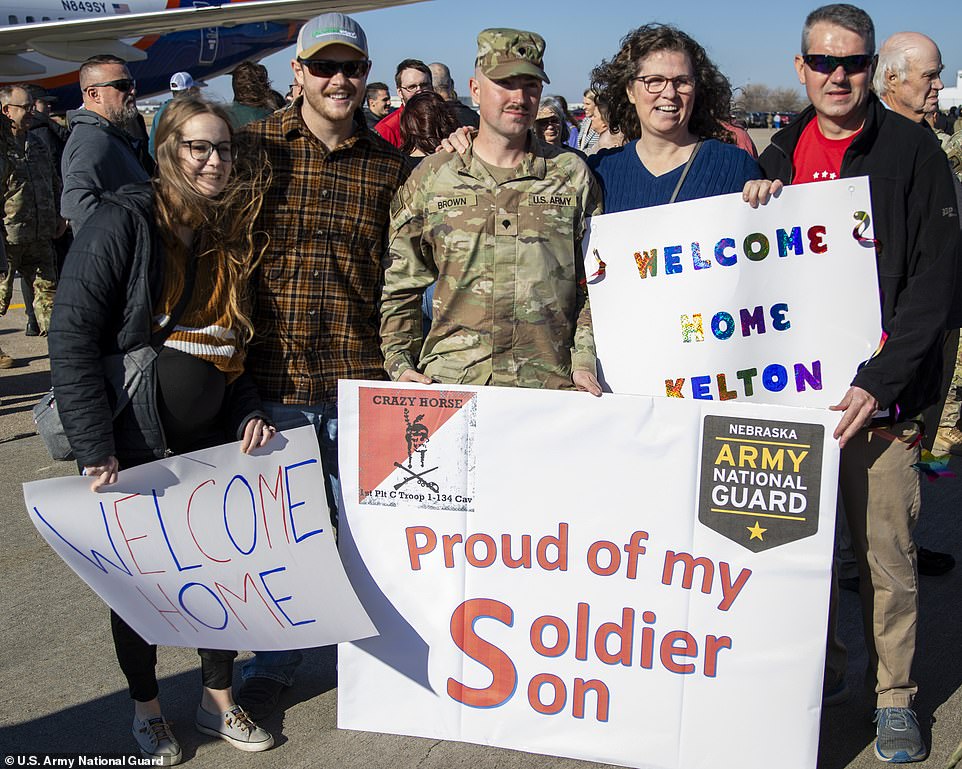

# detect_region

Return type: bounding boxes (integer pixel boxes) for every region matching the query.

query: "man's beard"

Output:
[107,102,140,132]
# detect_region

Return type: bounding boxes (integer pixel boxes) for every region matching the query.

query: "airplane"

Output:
[0,0,424,108]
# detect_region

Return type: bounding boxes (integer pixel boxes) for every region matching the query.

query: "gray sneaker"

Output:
[874,707,926,763]
[195,705,274,752]
[132,715,182,766]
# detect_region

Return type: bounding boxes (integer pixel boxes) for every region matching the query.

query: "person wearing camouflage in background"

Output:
[0,124,12,369]
[381,28,603,394]
[0,84,64,335]
[945,129,962,184]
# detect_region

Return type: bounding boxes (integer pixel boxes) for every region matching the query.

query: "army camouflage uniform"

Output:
[0,131,60,333]
[943,130,962,184]
[934,129,962,451]
[380,139,603,389]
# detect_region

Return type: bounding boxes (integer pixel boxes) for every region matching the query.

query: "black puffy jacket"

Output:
[759,95,961,417]
[48,183,265,467]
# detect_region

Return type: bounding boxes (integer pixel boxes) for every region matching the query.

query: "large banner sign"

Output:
[338,381,839,769]
[583,177,882,406]
[23,425,375,650]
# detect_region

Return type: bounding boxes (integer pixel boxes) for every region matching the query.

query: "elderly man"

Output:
[429,61,480,128]
[373,58,432,146]
[745,4,960,763]
[874,33,962,463]
[380,28,602,395]
[873,32,944,123]
[60,55,152,235]
[0,85,63,335]
[236,11,408,721]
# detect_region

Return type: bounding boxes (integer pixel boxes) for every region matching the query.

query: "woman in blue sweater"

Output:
[588,24,761,212]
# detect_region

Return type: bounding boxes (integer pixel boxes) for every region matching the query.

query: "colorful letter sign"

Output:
[583,178,882,406]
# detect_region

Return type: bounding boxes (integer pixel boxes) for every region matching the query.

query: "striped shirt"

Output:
[154,252,244,383]
[240,100,409,405]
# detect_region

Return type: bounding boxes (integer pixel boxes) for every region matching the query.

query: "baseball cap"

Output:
[297,12,368,60]
[475,28,549,84]
[170,72,195,91]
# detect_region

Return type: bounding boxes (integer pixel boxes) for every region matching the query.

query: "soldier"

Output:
[945,128,962,183]
[380,28,602,395]
[0,85,64,335]
[0,166,12,369]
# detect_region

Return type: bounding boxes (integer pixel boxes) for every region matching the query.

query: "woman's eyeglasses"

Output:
[297,58,371,79]
[180,140,236,162]
[801,54,874,75]
[631,75,696,94]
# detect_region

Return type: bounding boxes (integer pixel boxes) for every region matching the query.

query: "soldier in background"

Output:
[0,85,64,335]
[380,28,602,395]
[0,113,12,369]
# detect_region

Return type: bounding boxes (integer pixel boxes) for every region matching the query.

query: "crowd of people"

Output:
[2,2,961,765]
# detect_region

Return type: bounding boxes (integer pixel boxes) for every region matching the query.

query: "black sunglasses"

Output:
[297,58,371,79]
[85,78,136,93]
[181,140,236,162]
[801,54,873,75]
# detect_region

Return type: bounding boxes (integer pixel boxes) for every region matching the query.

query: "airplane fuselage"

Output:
[1,0,298,108]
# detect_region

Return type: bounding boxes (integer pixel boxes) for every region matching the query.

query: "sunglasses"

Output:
[181,140,236,162]
[85,78,136,93]
[297,58,370,79]
[802,54,873,75]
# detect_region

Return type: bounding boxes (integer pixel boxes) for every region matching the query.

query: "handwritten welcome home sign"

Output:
[337,381,839,769]
[583,177,881,406]
[23,426,375,650]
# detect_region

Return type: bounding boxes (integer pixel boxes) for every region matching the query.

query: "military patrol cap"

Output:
[475,28,550,84]
[297,12,368,59]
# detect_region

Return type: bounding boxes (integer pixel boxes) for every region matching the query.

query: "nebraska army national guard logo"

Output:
[698,416,823,553]
[357,387,477,512]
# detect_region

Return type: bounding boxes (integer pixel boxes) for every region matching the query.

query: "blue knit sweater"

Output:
[588,138,762,213]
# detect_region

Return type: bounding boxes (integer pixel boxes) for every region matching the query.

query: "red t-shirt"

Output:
[374,106,404,148]
[792,119,861,183]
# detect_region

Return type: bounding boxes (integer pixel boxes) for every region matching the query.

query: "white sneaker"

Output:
[132,715,182,766]
[195,705,274,752]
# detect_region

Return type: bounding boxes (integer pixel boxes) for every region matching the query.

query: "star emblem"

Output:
[829,172,837,179]
[747,521,767,540]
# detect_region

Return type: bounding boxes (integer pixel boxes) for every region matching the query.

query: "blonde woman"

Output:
[48,97,275,764]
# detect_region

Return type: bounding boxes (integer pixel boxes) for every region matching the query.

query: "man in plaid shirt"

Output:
[238,11,407,719]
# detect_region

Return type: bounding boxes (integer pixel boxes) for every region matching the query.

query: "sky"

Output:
[199,0,962,106]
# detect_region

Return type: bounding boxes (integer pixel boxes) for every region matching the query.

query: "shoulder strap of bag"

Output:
[669,140,704,204]
[106,255,199,418]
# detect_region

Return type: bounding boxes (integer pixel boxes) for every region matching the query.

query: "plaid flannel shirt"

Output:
[241,103,408,404]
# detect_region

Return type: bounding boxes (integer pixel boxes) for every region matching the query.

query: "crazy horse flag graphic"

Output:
[357,387,477,513]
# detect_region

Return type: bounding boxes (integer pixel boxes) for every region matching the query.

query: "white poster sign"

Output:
[337,381,838,769]
[24,425,376,650]
[583,177,882,406]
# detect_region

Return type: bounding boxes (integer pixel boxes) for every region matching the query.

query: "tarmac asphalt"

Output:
[2,280,962,769]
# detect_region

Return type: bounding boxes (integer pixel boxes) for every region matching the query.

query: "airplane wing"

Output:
[0,0,424,58]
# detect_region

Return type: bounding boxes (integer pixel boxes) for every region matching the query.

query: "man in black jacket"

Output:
[744,4,959,764]
[60,55,153,235]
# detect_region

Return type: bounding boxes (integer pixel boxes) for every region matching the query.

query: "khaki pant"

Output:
[0,240,57,333]
[826,420,921,708]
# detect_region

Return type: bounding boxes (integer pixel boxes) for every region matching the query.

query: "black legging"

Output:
[111,348,238,701]
[111,611,237,700]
